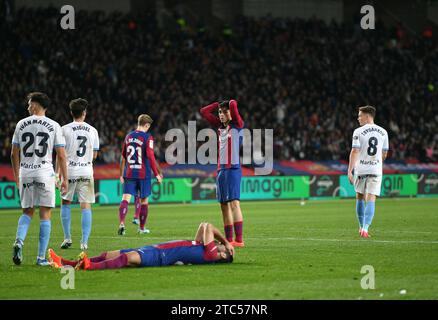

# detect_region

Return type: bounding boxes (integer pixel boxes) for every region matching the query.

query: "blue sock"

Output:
[61,205,71,239]
[38,220,51,259]
[81,208,92,245]
[16,214,32,243]
[363,202,376,232]
[356,200,365,228]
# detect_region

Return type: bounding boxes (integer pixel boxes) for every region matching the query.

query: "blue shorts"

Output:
[120,245,162,267]
[216,168,241,203]
[123,178,151,199]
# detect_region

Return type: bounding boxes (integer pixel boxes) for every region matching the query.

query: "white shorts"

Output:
[19,176,56,208]
[354,175,382,196]
[62,176,95,203]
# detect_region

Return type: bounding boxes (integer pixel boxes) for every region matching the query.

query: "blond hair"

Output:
[138,114,153,126]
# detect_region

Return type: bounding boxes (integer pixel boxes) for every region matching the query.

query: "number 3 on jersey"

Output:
[127,145,142,169]
[367,137,378,156]
[76,136,87,157]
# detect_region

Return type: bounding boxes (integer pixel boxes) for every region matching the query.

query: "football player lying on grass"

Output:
[48,222,234,270]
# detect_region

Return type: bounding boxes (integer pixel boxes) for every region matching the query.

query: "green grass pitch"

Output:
[0,198,437,299]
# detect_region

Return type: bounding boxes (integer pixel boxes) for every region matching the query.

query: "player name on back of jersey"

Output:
[128,137,144,146]
[360,126,386,137]
[18,118,55,132]
[72,125,91,132]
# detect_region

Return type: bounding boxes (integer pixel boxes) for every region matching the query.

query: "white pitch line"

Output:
[1,236,437,245]
[279,228,435,235]
[252,237,438,245]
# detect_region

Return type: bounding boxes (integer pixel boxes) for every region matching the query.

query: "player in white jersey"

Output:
[347,106,389,238]
[11,92,68,266]
[57,98,99,251]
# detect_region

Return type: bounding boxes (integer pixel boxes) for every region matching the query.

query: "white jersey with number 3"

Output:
[12,115,65,178]
[352,123,389,176]
[62,121,100,177]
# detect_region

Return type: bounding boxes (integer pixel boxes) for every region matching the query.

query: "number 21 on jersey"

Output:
[127,145,142,169]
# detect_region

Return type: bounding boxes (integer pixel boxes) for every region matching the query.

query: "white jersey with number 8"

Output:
[62,121,100,177]
[352,123,389,176]
[12,115,65,178]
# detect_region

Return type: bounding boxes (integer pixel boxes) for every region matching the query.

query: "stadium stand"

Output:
[0,7,437,166]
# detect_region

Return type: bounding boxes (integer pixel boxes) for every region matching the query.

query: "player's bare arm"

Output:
[228,99,244,128]
[146,137,162,184]
[348,148,360,185]
[205,223,234,256]
[194,222,207,242]
[119,156,125,184]
[156,159,163,179]
[200,102,221,127]
[195,222,234,255]
[56,146,69,195]
[54,160,61,189]
[10,145,20,189]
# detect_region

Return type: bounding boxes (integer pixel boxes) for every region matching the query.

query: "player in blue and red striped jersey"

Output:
[199,100,245,247]
[117,114,163,235]
[47,222,234,270]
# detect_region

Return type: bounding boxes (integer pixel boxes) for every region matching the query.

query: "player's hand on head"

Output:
[225,242,234,256]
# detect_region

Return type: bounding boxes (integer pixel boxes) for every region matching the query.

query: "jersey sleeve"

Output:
[352,129,360,149]
[54,123,66,148]
[199,102,222,128]
[383,131,389,151]
[146,136,159,177]
[93,129,100,151]
[121,139,127,159]
[61,126,69,146]
[229,100,244,128]
[203,241,218,261]
[12,123,20,148]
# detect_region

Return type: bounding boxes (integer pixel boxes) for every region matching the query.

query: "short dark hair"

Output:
[27,92,50,110]
[216,250,234,264]
[359,105,376,118]
[69,98,88,118]
[218,100,230,110]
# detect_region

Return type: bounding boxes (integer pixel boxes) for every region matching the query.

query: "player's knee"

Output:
[356,193,364,200]
[122,194,131,202]
[230,200,240,210]
[23,209,34,217]
[39,207,52,219]
[80,202,91,210]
